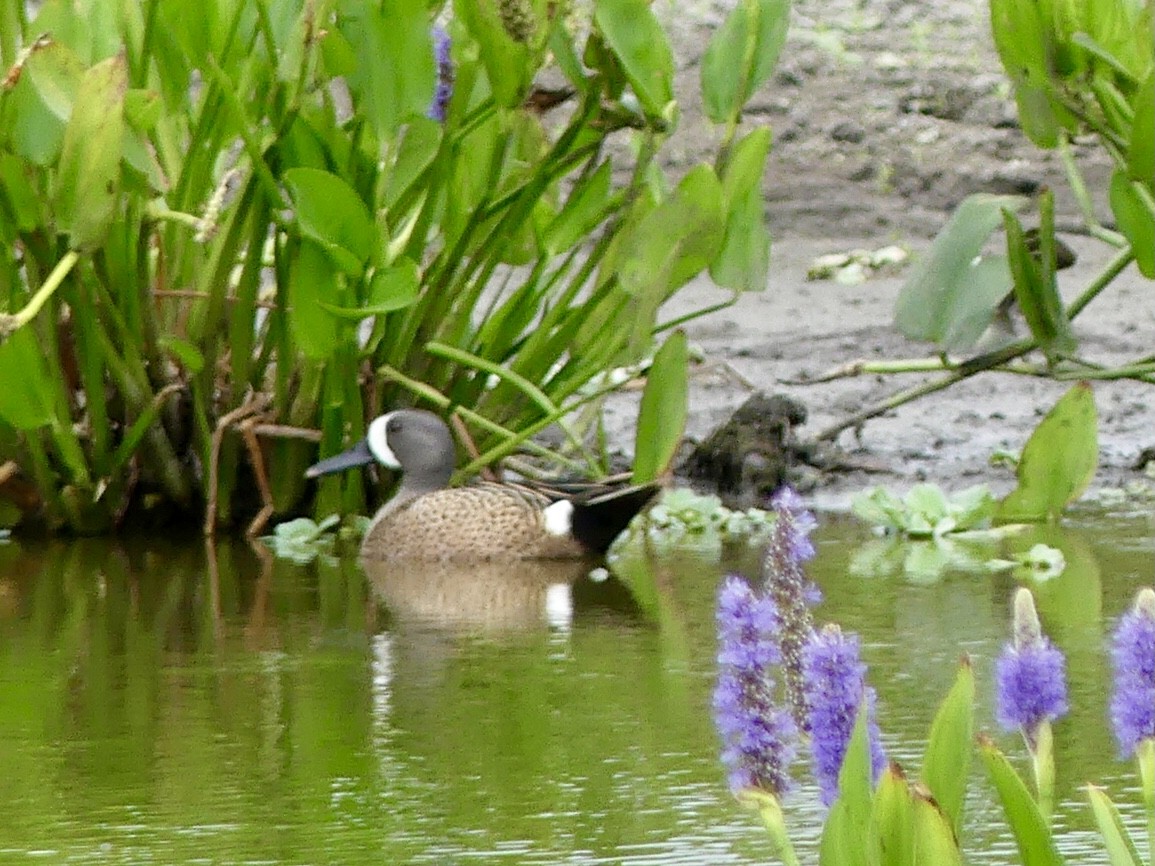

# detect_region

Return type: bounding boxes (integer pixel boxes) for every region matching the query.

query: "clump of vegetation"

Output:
[0,0,789,535]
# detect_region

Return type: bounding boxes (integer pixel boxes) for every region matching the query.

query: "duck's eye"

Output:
[388,418,401,433]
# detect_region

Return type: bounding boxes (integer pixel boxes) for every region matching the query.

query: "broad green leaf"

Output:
[1003,194,1076,356]
[870,767,915,866]
[123,88,162,132]
[632,330,688,483]
[284,167,376,275]
[819,799,858,866]
[819,700,876,866]
[980,739,1066,866]
[711,127,772,292]
[594,0,674,116]
[618,166,724,355]
[998,382,1099,522]
[1109,170,1155,278]
[288,240,342,359]
[701,0,790,123]
[920,658,975,836]
[383,118,444,209]
[543,161,613,255]
[911,788,964,865]
[618,165,725,299]
[1086,786,1142,866]
[990,0,1048,88]
[11,39,84,166]
[1012,82,1062,148]
[1127,70,1154,185]
[54,54,126,249]
[0,328,55,430]
[339,0,437,141]
[319,259,420,319]
[0,153,42,235]
[895,194,1028,348]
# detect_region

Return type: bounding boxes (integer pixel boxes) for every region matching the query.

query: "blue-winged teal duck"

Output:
[306,410,659,561]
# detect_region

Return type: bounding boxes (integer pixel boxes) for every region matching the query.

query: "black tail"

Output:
[570,483,661,554]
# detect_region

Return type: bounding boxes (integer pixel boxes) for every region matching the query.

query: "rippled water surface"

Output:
[1,509,1151,864]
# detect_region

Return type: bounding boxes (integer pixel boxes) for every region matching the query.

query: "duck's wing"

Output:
[362,484,584,561]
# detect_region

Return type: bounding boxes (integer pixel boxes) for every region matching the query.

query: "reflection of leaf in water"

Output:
[849,535,1000,583]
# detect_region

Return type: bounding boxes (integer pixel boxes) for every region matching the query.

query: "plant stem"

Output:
[0,250,79,337]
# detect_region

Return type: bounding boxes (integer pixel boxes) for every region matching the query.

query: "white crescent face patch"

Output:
[366,413,402,469]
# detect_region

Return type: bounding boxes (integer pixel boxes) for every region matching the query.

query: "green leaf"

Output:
[1127,70,1154,185]
[1086,786,1143,866]
[819,700,877,866]
[632,330,688,484]
[0,328,55,430]
[911,788,964,866]
[454,0,533,108]
[54,54,126,250]
[0,153,43,235]
[618,165,725,298]
[288,240,341,360]
[158,336,204,374]
[701,0,791,123]
[339,0,437,141]
[1003,194,1076,355]
[383,117,444,209]
[870,766,915,866]
[920,658,975,837]
[979,739,1066,866]
[594,0,674,116]
[543,161,613,255]
[711,127,772,292]
[319,259,420,319]
[284,167,376,275]
[11,39,84,166]
[1109,170,1155,278]
[1011,82,1062,148]
[895,194,1028,350]
[998,382,1098,522]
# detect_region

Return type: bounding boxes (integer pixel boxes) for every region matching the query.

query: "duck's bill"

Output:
[305,439,375,479]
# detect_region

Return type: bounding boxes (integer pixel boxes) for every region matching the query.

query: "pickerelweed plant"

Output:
[812,0,1152,468]
[0,0,790,534]
[714,492,1155,864]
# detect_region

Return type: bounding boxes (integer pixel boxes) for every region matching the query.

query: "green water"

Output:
[0,511,1151,865]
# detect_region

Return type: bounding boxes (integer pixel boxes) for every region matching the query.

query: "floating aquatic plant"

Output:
[608,488,776,561]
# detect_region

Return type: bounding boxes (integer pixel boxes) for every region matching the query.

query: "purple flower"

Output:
[763,486,821,728]
[427,25,453,122]
[1109,587,1155,757]
[713,576,798,797]
[802,624,886,807]
[995,588,1068,744]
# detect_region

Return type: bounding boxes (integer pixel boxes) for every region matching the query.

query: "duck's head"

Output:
[305,410,456,491]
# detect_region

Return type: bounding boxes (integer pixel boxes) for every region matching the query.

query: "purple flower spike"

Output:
[763,486,821,728]
[802,624,886,807]
[713,576,798,797]
[995,588,1069,744]
[427,25,453,122]
[1109,587,1155,757]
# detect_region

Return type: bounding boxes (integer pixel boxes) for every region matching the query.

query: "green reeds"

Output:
[0,0,788,534]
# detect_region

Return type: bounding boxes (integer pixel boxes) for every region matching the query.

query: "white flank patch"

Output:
[542,499,574,537]
[366,413,402,469]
